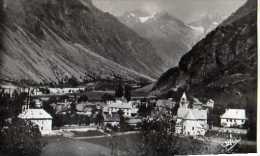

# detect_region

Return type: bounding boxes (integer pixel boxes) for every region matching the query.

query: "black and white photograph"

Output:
[0,0,257,155]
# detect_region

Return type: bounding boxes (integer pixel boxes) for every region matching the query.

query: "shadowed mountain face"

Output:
[154,0,257,104]
[153,0,257,141]
[119,11,205,68]
[0,0,166,84]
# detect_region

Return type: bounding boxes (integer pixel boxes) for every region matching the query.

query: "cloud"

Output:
[141,2,161,14]
[92,0,246,22]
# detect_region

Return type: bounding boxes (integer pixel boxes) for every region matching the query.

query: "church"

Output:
[175,92,208,136]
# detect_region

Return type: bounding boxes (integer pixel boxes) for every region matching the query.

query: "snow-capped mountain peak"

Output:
[119,10,206,68]
[139,12,157,23]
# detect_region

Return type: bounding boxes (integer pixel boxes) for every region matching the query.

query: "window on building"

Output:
[192,127,194,130]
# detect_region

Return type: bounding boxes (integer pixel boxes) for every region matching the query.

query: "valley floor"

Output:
[40,130,256,156]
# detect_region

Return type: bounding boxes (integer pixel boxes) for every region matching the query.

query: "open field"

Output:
[77,133,258,154]
[82,133,140,149]
[40,130,256,156]
[40,133,140,156]
[41,137,110,156]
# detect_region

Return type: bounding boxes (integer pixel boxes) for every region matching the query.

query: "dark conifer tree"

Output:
[124,85,131,101]
[115,82,124,98]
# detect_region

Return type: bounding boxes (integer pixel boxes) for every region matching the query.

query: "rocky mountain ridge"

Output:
[119,10,205,68]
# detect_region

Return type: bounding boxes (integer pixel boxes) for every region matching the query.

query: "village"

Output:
[0,82,251,153]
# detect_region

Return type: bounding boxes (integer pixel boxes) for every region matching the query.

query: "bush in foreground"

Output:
[0,118,44,156]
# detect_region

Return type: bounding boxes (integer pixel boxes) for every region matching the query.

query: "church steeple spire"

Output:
[179,92,189,109]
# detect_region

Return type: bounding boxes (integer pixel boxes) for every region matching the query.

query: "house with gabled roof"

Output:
[18,108,52,135]
[220,109,246,128]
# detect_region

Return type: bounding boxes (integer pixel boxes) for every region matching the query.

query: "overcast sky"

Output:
[92,0,246,23]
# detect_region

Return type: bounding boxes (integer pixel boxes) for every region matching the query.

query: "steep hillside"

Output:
[119,11,204,68]
[0,0,165,84]
[221,0,255,26]
[153,0,257,140]
[154,0,257,105]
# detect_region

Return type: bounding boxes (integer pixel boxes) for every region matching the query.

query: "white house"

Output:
[103,99,138,117]
[220,109,246,128]
[18,109,53,135]
[175,92,208,136]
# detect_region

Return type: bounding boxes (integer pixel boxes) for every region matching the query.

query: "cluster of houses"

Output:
[103,98,140,127]
[0,83,86,97]
[17,95,142,135]
[103,99,138,117]
[11,85,247,137]
[174,92,247,136]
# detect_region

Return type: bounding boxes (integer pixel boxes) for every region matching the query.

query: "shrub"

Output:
[0,118,44,156]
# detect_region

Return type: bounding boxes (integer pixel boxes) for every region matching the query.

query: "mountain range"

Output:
[0,0,168,84]
[119,10,221,68]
